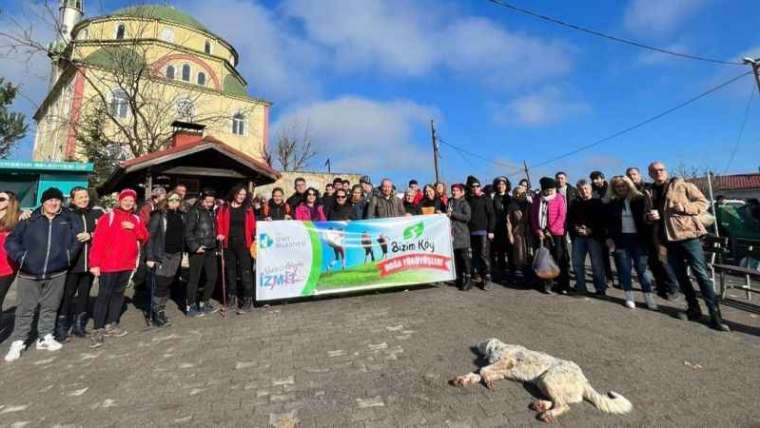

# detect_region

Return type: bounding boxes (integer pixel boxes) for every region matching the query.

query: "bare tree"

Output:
[274,119,317,171]
[1,2,249,167]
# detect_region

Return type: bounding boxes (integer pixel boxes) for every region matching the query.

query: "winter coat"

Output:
[530,194,566,237]
[146,210,185,263]
[5,209,81,280]
[351,199,368,220]
[286,192,306,210]
[216,204,256,249]
[327,203,355,221]
[262,200,291,220]
[68,207,104,273]
[448,198,472,250]
[466,194,495,233]
[567,198,606,241]
[367,194,406,219]
[294,203,327,221]
[557,185,578,208]
[185,205,217,253]
[492,193,511,239]
[606,197,651,247]
[0,231,15,277]
[89,208,148,273]
[649,177,709,242]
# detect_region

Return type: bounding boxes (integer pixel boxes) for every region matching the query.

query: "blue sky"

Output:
[2,0,759,187]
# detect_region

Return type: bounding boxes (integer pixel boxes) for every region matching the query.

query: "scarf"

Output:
[539,193,556,230]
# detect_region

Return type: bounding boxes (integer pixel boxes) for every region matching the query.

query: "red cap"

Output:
[451,183,465,191]
[118,188,138,202]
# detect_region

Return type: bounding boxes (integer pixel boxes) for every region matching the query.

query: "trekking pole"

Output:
[218,240,227,319]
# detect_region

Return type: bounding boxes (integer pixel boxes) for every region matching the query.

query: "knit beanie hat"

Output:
[118,188,138,202]
[41,187,64,204]
[465,175,479,188]
[539,177,556,191]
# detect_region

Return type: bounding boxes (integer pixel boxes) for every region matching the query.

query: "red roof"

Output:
[689,173,760,192]
[120,135,279,179]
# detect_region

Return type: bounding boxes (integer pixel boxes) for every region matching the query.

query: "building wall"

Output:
[34,13,268,163]
[254,171,363,200]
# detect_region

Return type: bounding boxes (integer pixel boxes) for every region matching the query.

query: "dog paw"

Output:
[448,377,464,387]
[530,400,549,412]
[538,412,556,424]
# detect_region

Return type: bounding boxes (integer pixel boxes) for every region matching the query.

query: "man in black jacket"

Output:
[491,176,511,281]
[287,177,308,209]
[466,177,496,290]
[327,189,354,221]
[184,189,219,317]
[4,188,80,362]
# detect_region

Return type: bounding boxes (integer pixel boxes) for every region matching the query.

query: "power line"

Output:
[527,71,752,170]
[723,85,755,174]
[437,137,521,174]
[486,0,744,66]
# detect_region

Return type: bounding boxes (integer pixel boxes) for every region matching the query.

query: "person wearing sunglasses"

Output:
[294,188,326,221]
[465,176,495,291]
[216,184,257,314]
[145,191,185,327]
[327,189,354,221]
[0,191,20,315]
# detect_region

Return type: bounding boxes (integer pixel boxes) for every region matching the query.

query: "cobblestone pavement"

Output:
[1,279,759,428]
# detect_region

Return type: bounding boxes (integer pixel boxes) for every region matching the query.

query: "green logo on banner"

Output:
[403,222,425,240]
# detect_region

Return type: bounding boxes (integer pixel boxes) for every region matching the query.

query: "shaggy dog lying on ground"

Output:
[449,339,633,423]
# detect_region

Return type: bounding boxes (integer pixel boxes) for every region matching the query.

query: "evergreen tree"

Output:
[0,77,28,159]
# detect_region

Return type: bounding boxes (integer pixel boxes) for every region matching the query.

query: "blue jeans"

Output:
[613,234,653,293]
[666,238,718,313]
[571,237,607,292]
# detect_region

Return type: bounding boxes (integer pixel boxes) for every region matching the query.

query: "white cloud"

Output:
[282,0,573,87]
[494,86,589,126]
[271,96,437,174]
[185,0,323,102]
[623,0,708,37]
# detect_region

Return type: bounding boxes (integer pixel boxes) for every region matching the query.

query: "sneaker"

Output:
[200,301,218,315]
[625,300,636,309]
[36,334,63,352]
[186,305,205,318]
[104,324,128,338]
[644,293,658,310]
[89,329,105,349]
[4,340,26,362]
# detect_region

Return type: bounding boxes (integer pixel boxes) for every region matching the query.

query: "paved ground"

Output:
[0,278,759,428]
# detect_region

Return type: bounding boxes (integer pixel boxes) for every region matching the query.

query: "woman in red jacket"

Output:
[88,189,148,348]
[216,184,256,314]
[0,191,20,312]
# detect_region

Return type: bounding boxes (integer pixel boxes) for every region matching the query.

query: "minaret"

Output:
[48,0,84,88]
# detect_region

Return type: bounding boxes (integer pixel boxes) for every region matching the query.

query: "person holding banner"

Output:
[216,185,256,314]
[448,183,473,291]
[294,188,327,221]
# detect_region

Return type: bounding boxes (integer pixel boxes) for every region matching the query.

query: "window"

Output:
[166,65,175,80]
[160,27,174,43]
[110,90,129,118]
[115,23,126,40]
[204,40,212,55]
[177,99,195,119]
[232,113,246,136]
[197,72,206,86]
[181,64,191,82]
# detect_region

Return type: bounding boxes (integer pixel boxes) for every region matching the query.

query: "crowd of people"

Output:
[0,160,734,362]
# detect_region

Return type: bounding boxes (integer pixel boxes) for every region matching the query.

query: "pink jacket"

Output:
[530,194,566,237]
[294,204,326,221]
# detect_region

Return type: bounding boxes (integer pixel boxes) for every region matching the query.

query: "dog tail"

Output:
[583,384,633,415]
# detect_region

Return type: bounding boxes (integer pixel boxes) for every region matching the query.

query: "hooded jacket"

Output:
[5,208,81,280]
[89,208,149,273]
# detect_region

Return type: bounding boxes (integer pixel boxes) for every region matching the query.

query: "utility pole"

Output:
[325,158,331,174]
[744,57,760,95]
[430,120,441,184]
[522,160,532,190]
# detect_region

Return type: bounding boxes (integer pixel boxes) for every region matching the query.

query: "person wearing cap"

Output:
[88,188,149,348]
[530,177,570,294]
[447,183,472,291]
[466,177,496,290]
[4,187,81,362]
[491,176,512,281]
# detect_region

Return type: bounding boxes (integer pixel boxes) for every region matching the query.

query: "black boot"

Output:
[461,275,473,291]
[224,295,238,313]
[151,305,171,327]
[71,312,88,338]
[55,315,71,342]
[708,308,730,332]
[237,297,254,314]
